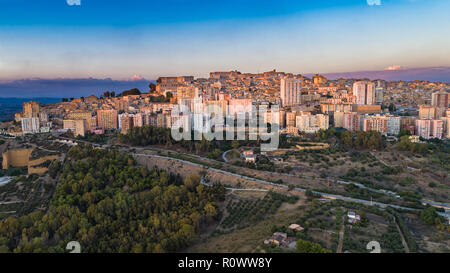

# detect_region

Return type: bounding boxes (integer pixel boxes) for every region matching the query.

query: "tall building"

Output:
[97,109,118,130]
[263,110,285,128]
[333,111,345,128]
[440,116,450,139]
[312,74,327,85]
[39,112,49,123]
[441,117,450,138]
[375,87,384,105]
[415,119,444,139]
[120,114,134,134]
[228,99,253,116]
[21,117,40,134]
[295,112,310,132]
[133,113,144,128]
[431,90,449,107]
[23,101,40,118]
[156,113,173,128]
[66,111,95,129]
[419,105,436,119]
[63,119,87,137]
[285,111,297,128]
[206,100,229,116]
[177,86,199,102]
[386,116,401,136]
[316,114,329,131]
[353,81,376,105]
[343,112,360,132]
[295,113,328,133]
[361,115,387,135]
[280,77,301,107]
[87,116,97,130]
[430,119,444,140]
[400,116,416,135]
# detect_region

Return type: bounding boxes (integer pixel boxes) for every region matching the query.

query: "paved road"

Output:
[222,150,231,162]
[335,180,400,198]
[422,199,450,210]
[136,147,449,214]
[134,153,417,212]
[58,138,449,219]
[0,177,13,187]
[29,143,60,154]
[0,201,23,205]
[140,146,404,200]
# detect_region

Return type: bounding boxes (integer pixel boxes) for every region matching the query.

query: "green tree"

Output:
[420,207,442,226]
[296,238,331,253]
[184,174,201,190]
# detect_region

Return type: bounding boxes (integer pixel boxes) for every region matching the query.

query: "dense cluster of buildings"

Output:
[6,70,450,141]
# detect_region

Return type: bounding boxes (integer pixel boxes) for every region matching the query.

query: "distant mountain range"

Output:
[0,66,448,99]
[305,66,450,82]
[0,78,153,98]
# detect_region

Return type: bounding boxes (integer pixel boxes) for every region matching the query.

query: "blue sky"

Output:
[0,0,449,80]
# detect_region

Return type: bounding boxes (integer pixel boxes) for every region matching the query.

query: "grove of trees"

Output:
[0,145,224,253]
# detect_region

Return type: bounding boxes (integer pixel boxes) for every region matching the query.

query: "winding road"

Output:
[222,150,231,162]
[53,135,450,220]
[0,177,13,187]
[134,152,417,212]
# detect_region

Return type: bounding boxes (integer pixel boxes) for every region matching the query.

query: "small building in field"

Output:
[244,154,257,163]
[264,232,287,246]
[241,150,254,157]
[288,224,304,232]
[347,211,361,224]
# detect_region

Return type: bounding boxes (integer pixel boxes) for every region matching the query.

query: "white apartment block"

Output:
[280,77,301,107]
[353,81,376,105]
[415,119,444,139]
[21,117,40,134]
[386,116,401,136]
[296,113,329,133]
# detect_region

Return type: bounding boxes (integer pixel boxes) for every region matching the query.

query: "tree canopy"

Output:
[0,145,224,253]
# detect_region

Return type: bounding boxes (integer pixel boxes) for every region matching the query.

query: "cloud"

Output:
[66,0,81,6]
[367,0,381,6]
[128,74,145,81]
[384,65,404,71]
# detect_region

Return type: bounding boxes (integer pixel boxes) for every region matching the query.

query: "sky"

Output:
[0,0,449,82]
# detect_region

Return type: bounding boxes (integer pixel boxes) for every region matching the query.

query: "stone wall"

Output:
[27,154,59,175]
[2,149,59,175]
[2,149,33,169]
[28,155,59,168]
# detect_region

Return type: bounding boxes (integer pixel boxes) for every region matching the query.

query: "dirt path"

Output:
[394,217,410,253]
[337,223,345,253]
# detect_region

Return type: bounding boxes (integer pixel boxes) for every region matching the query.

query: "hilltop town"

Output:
[0,70,449,253]
[1,70,449,140]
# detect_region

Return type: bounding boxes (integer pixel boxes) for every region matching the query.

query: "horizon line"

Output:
[1,65,449,82]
